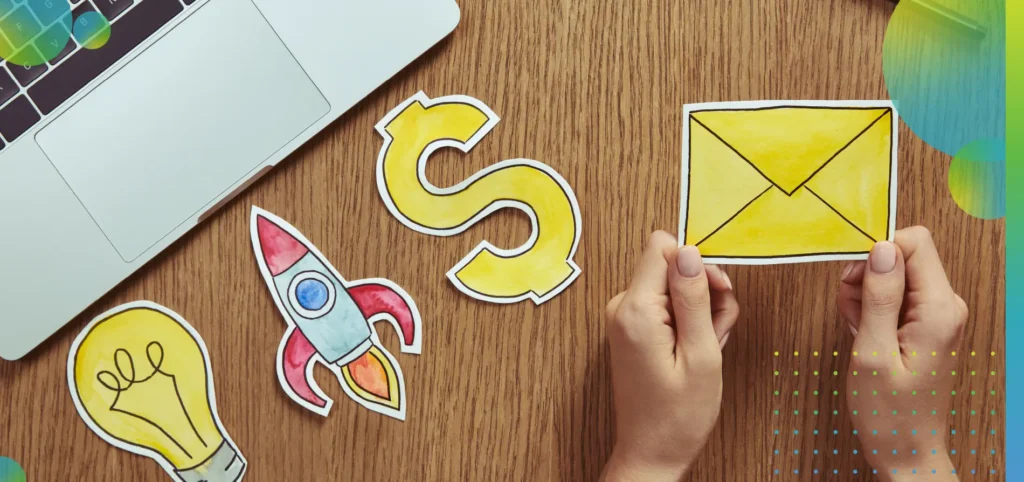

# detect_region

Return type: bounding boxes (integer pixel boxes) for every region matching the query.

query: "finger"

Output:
[711,288,739,342]
[627,231,678,295]
[705,265,734,292]
[853,241,905,356]
[666,246,719,349]
[837,282,862,334]
[894,226,954,297]
[838,261,865,333]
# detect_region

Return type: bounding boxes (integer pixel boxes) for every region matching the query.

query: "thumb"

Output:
[667,246,718,350]
[853,241,905,356]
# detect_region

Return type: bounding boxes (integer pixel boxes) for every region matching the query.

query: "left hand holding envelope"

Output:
[601,232,738,482]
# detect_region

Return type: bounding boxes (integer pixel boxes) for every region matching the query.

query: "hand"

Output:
[601,231,739,481]
[839,227,968,481]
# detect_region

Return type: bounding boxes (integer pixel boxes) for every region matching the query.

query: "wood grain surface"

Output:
[0,0,1005,480]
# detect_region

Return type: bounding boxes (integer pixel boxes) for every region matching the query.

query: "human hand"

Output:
[601,231,739,481]
[840,227,968,481]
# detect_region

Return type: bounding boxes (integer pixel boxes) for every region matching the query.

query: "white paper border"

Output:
[679,100,898,265]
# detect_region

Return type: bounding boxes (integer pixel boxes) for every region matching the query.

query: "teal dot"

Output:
[73,11,112,50]
[0,457,26,482]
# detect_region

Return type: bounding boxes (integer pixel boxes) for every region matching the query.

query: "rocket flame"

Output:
[341,345,402,411]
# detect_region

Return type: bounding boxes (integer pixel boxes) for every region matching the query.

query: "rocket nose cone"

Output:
[255,215,309,276]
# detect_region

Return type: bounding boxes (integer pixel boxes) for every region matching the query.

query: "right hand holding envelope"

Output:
[840,226,968,481]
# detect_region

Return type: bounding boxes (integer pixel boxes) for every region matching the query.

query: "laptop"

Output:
[0,0,460,360]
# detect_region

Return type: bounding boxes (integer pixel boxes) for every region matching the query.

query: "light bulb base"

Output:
[175,440,246,482]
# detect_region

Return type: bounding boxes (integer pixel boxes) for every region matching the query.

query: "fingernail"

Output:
[841,263,854,281]
[869,241,897,274]
[849,324,858,336]
[722,271,733,291]
[677,246,703,278]
[719,332,731,349]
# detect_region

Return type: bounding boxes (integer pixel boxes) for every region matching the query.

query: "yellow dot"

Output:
[931,371,937,376]
[952,371,957,376]
[971,351,976,356]
[991,371,997,376]
[833,351,839,356]
[971,371,976,376]
[794,351,799,356]
[912,351,917,356]
[833,371,838,376]
[813,351,819,357]
[892,351,898,356]
[932,351,937,356]
[774,351,779,356]
[952,351,957,356]
[872,371,878,376]
[992,351,996,356]
[814,371,819,376]
[853,351,859,356]
[872,351,877,356]
[853,371,859,376]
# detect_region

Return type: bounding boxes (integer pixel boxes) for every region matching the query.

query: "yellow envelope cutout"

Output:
[679,101,897,263]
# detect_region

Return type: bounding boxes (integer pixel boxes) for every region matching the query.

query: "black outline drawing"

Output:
[684,105,895,259]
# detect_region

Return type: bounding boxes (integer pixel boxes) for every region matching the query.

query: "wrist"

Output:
[601,450,688,482]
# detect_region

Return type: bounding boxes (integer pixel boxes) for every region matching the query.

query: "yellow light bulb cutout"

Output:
[68,302,246,482]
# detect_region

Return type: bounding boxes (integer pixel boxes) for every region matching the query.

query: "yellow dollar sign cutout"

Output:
[375,92,582,304]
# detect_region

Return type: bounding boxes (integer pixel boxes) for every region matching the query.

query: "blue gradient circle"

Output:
[0,457,26,482]
[295,278,329,311]
[882,0,1005,157]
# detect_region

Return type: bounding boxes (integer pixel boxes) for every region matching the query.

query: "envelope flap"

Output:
[690,107,891,194]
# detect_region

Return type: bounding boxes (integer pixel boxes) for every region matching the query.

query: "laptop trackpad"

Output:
[36,0,329,262]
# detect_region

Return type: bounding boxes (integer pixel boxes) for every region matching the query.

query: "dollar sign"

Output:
[375,92,582,304]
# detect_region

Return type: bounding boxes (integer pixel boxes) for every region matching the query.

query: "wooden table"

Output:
[1,0,1005,480]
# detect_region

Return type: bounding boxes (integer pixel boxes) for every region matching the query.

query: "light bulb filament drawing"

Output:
[95,342,210,460]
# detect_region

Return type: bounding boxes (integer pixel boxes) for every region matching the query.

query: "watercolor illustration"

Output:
[67,301,246,482]
[375,91,582,305]
[679,100,898,264]
[250,207,422,421]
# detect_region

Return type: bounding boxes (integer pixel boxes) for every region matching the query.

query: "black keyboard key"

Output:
[35,21,71,62]
[0,67,17,105]
[0,95,39,141]
[94,0,132,20]
[47,33,75,65]
[0,138,6,151]
[29,0,182,114]
[7,53,47,85]
[3,6,42,49]
[26,0,69,26]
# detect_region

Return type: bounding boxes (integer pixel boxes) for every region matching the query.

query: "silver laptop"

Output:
[0,0,460,360]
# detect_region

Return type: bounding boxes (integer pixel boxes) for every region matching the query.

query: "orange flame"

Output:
[341,345,401,411]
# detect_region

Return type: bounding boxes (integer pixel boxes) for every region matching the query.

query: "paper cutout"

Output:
[375,91,582,304]
[250,207,422,420]
[679,100,898,264]
[67,301,246,482]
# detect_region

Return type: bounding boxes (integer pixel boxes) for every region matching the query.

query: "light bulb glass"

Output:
[69,302,245,481]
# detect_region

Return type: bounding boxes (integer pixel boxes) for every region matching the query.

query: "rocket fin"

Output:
[348,282,420,352]
[279,328,330,413]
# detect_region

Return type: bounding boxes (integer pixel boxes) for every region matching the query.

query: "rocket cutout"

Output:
[250,207,422,420]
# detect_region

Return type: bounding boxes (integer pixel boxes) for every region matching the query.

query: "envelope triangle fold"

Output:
[684,120,773,245]
[805,111,893,241]
[690,107,890,193]
[696,187,875,257]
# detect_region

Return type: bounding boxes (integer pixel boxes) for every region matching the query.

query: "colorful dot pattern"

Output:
[770,348,1003,477]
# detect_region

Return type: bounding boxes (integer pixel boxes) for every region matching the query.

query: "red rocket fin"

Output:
[348,283,418,349]
[279,328,329,410]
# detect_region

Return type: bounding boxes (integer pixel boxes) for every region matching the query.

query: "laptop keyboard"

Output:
[0,0,192,149]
